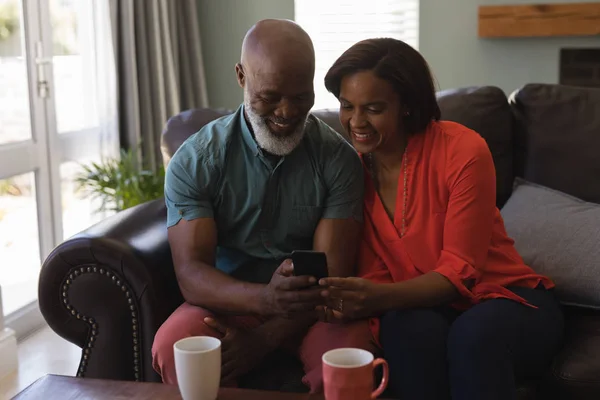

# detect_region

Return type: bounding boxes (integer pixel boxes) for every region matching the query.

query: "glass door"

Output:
[0,0,116,336]
[0,0,54,322]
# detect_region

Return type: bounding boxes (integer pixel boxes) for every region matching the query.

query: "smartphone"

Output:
[291,250,329,282]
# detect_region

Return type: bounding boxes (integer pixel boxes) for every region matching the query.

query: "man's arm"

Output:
[166,144,321,316]
[316,137,365,277]
[170,218,324,316]
[169,217,265,314]
[313,218,362,277]
[165,144,266,314]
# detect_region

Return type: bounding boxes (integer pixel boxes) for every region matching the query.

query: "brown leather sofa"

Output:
[39,83,600,399]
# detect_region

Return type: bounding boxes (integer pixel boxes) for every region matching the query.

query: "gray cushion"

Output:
[501,179,600,310]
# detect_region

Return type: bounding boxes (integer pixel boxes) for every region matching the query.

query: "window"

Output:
[294,0,419,109]
[0,0,116,339]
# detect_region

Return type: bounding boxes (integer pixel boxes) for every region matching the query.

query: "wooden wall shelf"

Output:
[478,3,600,38]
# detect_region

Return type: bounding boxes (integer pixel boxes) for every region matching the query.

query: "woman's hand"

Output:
[317,277,389,322]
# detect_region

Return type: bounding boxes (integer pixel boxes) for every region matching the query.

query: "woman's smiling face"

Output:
[338,70,406,154]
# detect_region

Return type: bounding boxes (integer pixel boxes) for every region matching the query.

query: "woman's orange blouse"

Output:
[358,121,553,340]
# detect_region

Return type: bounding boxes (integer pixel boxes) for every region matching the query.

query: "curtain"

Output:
[95,0,119,161]
[108,0,209,171]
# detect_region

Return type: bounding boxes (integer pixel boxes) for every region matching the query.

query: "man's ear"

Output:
[235,63,245,88]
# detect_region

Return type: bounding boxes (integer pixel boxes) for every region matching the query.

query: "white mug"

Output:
[174,336,221,400]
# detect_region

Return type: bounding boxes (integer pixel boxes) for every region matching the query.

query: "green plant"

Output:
[0,178,21,196]
[0,2,19,41]
[74,148,165,213]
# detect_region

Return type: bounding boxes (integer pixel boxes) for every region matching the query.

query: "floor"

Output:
[0,326,80,400]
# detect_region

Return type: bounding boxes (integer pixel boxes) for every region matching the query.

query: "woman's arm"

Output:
[321,273,457,319]
[384,133,497,310]
[378,272,458,312]
[430,133,497,298]
[321,133,497,319]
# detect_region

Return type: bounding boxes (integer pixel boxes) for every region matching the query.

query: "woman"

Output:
[317,38,564,400]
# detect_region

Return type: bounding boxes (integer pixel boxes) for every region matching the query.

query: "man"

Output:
[151,19,375,393]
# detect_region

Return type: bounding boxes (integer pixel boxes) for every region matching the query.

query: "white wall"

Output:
[197,0,295,109]
[419,0,600,94]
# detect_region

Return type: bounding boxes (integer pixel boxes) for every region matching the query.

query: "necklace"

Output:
[367,148,408,237]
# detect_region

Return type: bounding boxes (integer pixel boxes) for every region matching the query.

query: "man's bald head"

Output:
[235,19,316,156]
[240,19,315,76]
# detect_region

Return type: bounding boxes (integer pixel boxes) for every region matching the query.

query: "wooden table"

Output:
[11,375,323,399]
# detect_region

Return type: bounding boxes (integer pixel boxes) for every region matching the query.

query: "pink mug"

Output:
[322,348,389,400]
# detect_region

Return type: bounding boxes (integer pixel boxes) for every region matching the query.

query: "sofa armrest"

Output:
[39,198,183,382]
[542,306,600,399]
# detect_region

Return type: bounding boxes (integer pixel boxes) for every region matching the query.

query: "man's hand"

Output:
[204,317,273,386]
[259,259,324,317]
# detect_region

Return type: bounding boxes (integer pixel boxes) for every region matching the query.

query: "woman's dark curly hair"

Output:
[324,38,440,135]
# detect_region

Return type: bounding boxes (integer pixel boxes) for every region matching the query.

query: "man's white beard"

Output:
[243,90,308,156]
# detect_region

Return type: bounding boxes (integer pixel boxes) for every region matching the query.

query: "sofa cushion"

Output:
[543,308,600,399]
[510,84,600,204]
[501,179,600,310]
[312,108,347,140]
[437,86,514,208]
